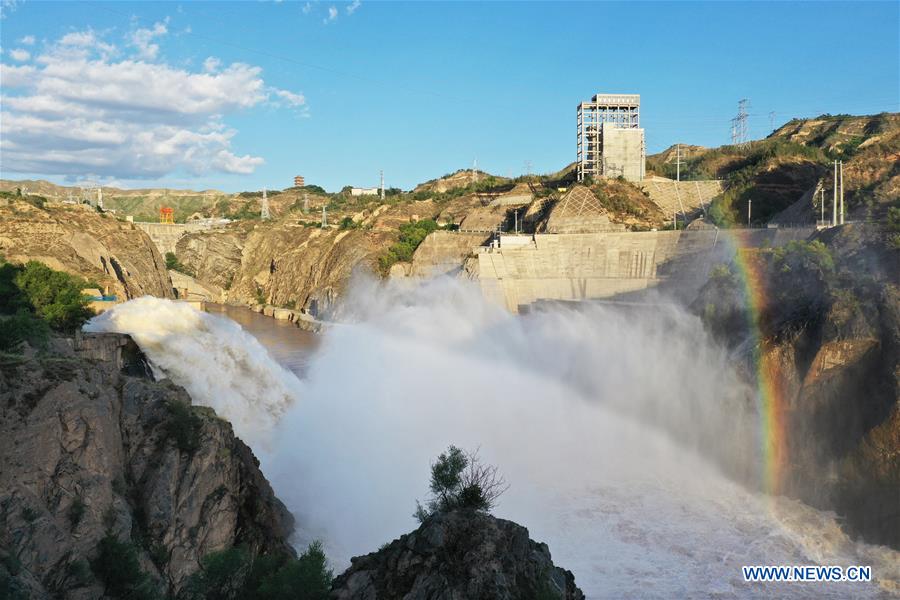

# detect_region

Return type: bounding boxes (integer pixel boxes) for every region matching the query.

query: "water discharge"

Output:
[86,279,899,598]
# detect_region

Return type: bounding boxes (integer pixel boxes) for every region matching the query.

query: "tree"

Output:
[12,261,92,331]
[181,542,332,600]
[414,445,508,523]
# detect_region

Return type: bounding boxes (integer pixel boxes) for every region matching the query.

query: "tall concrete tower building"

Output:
[576,93,645,183]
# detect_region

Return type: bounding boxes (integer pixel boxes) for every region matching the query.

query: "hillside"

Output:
[0,196,173,300]
[647,112,899,225]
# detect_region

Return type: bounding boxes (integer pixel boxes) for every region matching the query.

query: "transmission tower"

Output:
[730,99,750,149]
[380,170,385,201]
[261,188,270,219]
[768,111,776,132]
[473,157,478,183]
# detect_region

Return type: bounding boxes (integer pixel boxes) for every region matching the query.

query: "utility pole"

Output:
[676,144,681,182]
[524,160,532,177]
[769,111,776,132]
[820,187,824,225]
[832,160,838,226]
[473,157,478,183]
[303,192,309,214]
[380,170,385,201]
[748,199,752,226]
[839,160,844,225]
[261,188,270,220]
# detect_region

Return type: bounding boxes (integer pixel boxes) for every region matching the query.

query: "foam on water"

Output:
[86,281,899,598]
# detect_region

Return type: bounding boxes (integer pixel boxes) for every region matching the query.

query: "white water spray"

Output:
[84,297,299,444]
[86,283,899,598]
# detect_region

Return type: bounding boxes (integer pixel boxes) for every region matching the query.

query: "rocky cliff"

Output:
[331,510,584,600]
[175,199,485,313]
[694,222,900,547]
[0,199,173,300]
[0,333,294,598]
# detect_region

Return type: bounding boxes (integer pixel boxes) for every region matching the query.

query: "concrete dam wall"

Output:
[134,221,225,255]
[475,228,815,312]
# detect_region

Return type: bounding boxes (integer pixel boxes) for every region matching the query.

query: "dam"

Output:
[473,227,815,312]
[134,219,229,255]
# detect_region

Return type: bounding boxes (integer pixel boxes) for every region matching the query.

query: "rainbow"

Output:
[718,230,788,495]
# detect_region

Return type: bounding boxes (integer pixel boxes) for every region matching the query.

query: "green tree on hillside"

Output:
[378,219,443,274]
[12,261,93,331]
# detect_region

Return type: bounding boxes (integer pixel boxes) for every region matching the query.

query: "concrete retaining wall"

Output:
[477,228,815,311]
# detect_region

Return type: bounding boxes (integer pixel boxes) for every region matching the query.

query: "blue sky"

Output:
[1,1,898,192]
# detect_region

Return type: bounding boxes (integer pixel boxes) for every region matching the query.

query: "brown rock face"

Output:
[0,199,173,300]
[331,510,584,600]
[176,229,245,290]
[695,223,900,548]
[0,333,293,598]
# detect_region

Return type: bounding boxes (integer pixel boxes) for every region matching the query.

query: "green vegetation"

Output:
[104,194,220,223]
[414,445,508,523]
[377,219,443,274]
[164,252,194,276]
[163,400,203,454]
[181,542,332,600]
[337,216,358,230]
[0,311,50,353]
[226,201,263,221]
[68,497,86,529]
[7,261,93,331]
[0,189,48,209]
[706,140,829,226]
[887,206,900,249]
[91,533,159,600]
[0,259,92,352]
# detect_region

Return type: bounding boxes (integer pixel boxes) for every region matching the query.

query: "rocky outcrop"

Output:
[176,229,245,291]
[177,202,470,313]
[0,333,293,598]
[0,199,173,300]
[331,510,584,600]
[695,223,900,548]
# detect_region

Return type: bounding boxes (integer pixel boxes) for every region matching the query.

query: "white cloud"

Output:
[324,5,338,23]
[0,28,305,180]
[20,35,35,45]
[274,89,306,107]
[128,20,168,60]
[9,48,30,61]
[346,0,360,15]
[203,56,221,73]
[1,0,20,19]
[302,2,313,14]
[57,29,117,59]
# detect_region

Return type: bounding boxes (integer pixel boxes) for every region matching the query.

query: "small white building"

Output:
[350,187,379,196]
